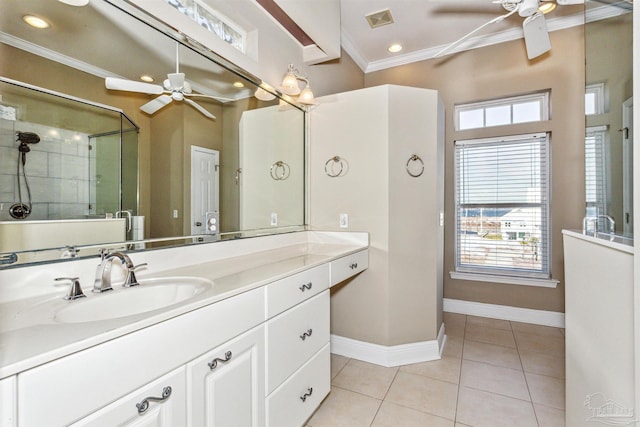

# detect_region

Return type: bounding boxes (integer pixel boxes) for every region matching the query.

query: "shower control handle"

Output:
[55,277,86,300]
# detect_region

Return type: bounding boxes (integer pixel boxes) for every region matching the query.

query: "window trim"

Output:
[453,132,552,282]
[454,91,550,131]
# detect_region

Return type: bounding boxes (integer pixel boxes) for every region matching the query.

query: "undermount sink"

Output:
[54,277,213,323]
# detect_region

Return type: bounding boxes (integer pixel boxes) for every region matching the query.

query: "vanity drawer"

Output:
[266,290,329,394]
[330,249,369,286]
[266,344,330,427]
[265,263,329,318]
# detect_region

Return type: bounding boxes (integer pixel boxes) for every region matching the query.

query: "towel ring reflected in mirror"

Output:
[325,156,348,178]
[406,154,424,177]
[270,161,290,181]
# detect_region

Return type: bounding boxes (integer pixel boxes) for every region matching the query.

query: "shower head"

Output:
[16,131,40,144]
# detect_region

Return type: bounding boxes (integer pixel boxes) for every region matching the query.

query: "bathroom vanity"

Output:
[0,231,368,426]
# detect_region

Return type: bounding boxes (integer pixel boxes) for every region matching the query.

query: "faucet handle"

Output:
[124,263,148,287]
[55,277,86,300]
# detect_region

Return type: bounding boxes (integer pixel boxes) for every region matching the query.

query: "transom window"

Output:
[165,0,246,53]
[454,92,550,131]
[585,83,606,115]
[454,133,551,280]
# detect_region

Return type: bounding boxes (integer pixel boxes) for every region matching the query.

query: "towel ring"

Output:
[406,154,424,177]
[325,156,347,178]
[270,161,290,180]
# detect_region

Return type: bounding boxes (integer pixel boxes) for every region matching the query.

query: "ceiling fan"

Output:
[105,43,231,120]
[434,0,584,60]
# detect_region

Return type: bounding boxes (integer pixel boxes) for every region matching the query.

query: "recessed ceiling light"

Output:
[388,43,403,53]
[233,81,245,88]
[22,15,50,29]
[538,2,557,14]
[58,0,90,6]
[140,75,154,83]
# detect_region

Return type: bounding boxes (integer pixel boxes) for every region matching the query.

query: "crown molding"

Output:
[340,28,369,73]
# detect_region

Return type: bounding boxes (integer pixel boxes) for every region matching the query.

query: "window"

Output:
[454,133,551,280]
[585,126,610,223]
[455,92,549,131]
[585,83,606,115]
[165,0,246,52]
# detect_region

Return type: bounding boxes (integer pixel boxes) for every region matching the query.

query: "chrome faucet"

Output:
[582,215,615,235]
[93,251,147,293]
[597,215,616,234]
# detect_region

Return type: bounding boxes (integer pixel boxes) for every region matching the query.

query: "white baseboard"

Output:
[330,323,445,367]
[443,298,565,328]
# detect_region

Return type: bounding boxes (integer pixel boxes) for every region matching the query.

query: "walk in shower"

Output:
[0,77,139,251]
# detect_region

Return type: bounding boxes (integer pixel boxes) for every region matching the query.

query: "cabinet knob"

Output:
[300,387,313,402]
[300,329,313,341]
[208,350,233,370]
[349,263,358,269]
[136,386,172,414]
[299,282,312,292]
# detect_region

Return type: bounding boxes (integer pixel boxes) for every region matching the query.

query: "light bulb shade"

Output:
[519,0,540,17]
[298,86,315,105]
[255,87,276,101]
[281,71,301,95]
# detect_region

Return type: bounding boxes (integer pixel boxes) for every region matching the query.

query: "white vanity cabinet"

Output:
[70,367,187,426]
[186,325,265,427]
[0,376,16,427]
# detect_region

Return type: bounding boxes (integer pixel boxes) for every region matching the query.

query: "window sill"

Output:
[449,271,559,288]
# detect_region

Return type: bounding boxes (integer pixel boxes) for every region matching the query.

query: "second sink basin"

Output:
[55,277,214,323]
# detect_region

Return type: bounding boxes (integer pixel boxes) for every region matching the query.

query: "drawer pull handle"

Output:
[300,387,313,402]
[208,351,233,370]
[299,282,312,292]
[136,386,172,414]
[350,263,358,269]
[300,329,313,340]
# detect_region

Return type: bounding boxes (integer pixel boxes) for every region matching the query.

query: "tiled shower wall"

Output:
[0,119,95,221]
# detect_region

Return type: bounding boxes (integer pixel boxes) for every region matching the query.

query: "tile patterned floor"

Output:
[306,313,565,427]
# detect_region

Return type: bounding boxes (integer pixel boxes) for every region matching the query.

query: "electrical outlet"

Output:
[173,209,179,219]
[270,212,278,226]
[339,213,348,228]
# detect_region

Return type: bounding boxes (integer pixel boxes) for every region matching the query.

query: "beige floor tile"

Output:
[331,359,398,399]
[385,371,458,421]
[463,340,522,370]
[443,312,466,326]
[400,356,462,384]
[466,315,512,331]
[526,372,565,410]
[445,321,466,337]
[520,350,565,379]
[456,386,538,427]
[511,321,564,338]
[371,401,454,427]
[460,359,530,401]
[534,403,566,427]
[443,335,463,358]
[465,323,516,348]
[331,353,350,380]
[307,387,381,427]
[514,331,565,358]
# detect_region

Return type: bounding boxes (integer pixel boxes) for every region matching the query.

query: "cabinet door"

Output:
[70,366,186,427]
[187,325,265,427]
[0,376,17,427]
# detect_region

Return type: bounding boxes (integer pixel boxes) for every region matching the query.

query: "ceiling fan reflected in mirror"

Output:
[434,0,584,60]
[105,43,232,120]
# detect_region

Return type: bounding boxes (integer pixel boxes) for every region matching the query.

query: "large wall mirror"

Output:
[0,0,305,267]
[584,0,633,237]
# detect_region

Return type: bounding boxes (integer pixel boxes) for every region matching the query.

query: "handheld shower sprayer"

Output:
[10,131,41,220]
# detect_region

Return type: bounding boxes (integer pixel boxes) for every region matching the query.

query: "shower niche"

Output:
[0,77,139,251]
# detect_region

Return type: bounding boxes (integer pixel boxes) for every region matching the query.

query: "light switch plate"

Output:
[339,213,348,228]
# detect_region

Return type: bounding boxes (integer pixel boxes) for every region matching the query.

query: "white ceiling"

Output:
[338,0,585,73]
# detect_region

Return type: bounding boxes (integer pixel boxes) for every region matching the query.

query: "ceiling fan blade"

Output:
[167,73,185,90]
[140,94,172,115]
[434,6,520,58]
[557,0,584,4]
[105,77,163,95]
[184,98,216,120]
[523,12,551,59]
[184,93,235,102]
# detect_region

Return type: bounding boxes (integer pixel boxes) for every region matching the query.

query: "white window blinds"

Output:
[455,133,550,279]
[585,126,610,227]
